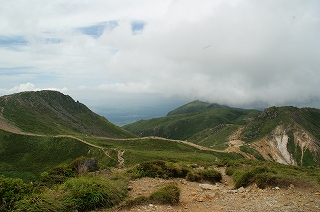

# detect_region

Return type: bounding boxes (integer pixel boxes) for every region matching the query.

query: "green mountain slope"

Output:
[0,129,115,181]
[123,100,260,141]
[0,90,134,138]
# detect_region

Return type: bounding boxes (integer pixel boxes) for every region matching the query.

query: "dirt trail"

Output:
[0,114,249,160]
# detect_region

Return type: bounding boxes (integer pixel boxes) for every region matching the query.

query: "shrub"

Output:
[186,169,222,183]
[62,175,127,211]
[121,196,149,208]
[149,182,180,205]
[127,160,190,179]
[0,175,35,211]
[14,189,69,212]
[120,182,181,209]
[232,166,277,188]
[37,165,75,186]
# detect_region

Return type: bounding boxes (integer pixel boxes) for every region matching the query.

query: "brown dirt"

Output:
[108,167,320,212]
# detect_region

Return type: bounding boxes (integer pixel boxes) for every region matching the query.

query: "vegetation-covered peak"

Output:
[0,90,134,138]
[167,100,229,116]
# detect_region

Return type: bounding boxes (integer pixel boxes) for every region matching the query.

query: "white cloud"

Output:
[0,0,320,112]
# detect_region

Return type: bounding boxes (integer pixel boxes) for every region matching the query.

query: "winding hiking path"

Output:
[0,114,250,161]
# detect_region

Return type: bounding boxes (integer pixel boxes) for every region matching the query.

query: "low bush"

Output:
[120,182,181,209]
[186,169,222,183]
[62,175,128,211]
[37,165,75,186]
[14,189,69,212]
[127,160,190,179]
[14,175,128,212]
[232,166,278,188]
[0,175,35,211]
[149,182,180,205]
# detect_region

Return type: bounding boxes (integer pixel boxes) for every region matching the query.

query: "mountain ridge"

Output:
[0,90,134,138]
[123,101,320,166]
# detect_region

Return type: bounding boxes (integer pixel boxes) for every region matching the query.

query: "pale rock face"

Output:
[273,126,296,165]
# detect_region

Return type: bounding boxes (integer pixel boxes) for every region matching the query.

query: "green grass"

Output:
[85,137,243,166]
[0,90,135,138]
[13,174,128,212]
[239,145,265,161]
[189,124,240,149]
[0,130,110,181]
[123,101,260,141]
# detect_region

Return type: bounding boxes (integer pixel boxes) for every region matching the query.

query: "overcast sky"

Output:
[1,0,320,117]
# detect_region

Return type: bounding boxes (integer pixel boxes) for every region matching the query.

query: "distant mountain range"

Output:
[124,100,320,166]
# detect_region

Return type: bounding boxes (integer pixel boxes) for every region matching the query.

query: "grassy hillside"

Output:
[83,137,242,166]
[123,100,260,142]
[0,90,134,138]
[0,129,114,181]
[0,128,242,181]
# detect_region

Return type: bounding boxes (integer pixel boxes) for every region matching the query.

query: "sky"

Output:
[1,0,320,123]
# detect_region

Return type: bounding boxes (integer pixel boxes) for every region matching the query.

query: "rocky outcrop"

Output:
[252,125,320,166]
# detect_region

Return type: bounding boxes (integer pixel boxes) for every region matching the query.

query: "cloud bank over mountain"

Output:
[1,0,320,115]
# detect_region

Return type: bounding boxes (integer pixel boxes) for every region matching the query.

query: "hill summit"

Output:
[0,90,133,138]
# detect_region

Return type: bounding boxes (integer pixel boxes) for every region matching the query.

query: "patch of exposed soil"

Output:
[108,167,320,212]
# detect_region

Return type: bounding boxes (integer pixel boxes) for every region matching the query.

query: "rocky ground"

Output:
[109,167,320,212]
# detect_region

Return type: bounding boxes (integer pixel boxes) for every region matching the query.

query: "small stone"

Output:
[238,187,245,193]
[241,194,246,198]
[149,204,154,207]
[275,187,280,190]
[197,197,204,202]
[191,192,197,196]
[258,189,263,193]
[181,179,187,184]
[205,192,217,199]
[199,183,218,190]
[127,186,133,191]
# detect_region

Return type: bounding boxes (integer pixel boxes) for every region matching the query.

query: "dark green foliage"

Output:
[121,182,181,208]
[186,169,222,183]
[127,160,190,179]
[0,175,35,211]
[149,182,180,205]
[62,176,127,211]
[37,165,75,186]
[14,175,128,212]
[0,90,134,138]
[233,166,276,188]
